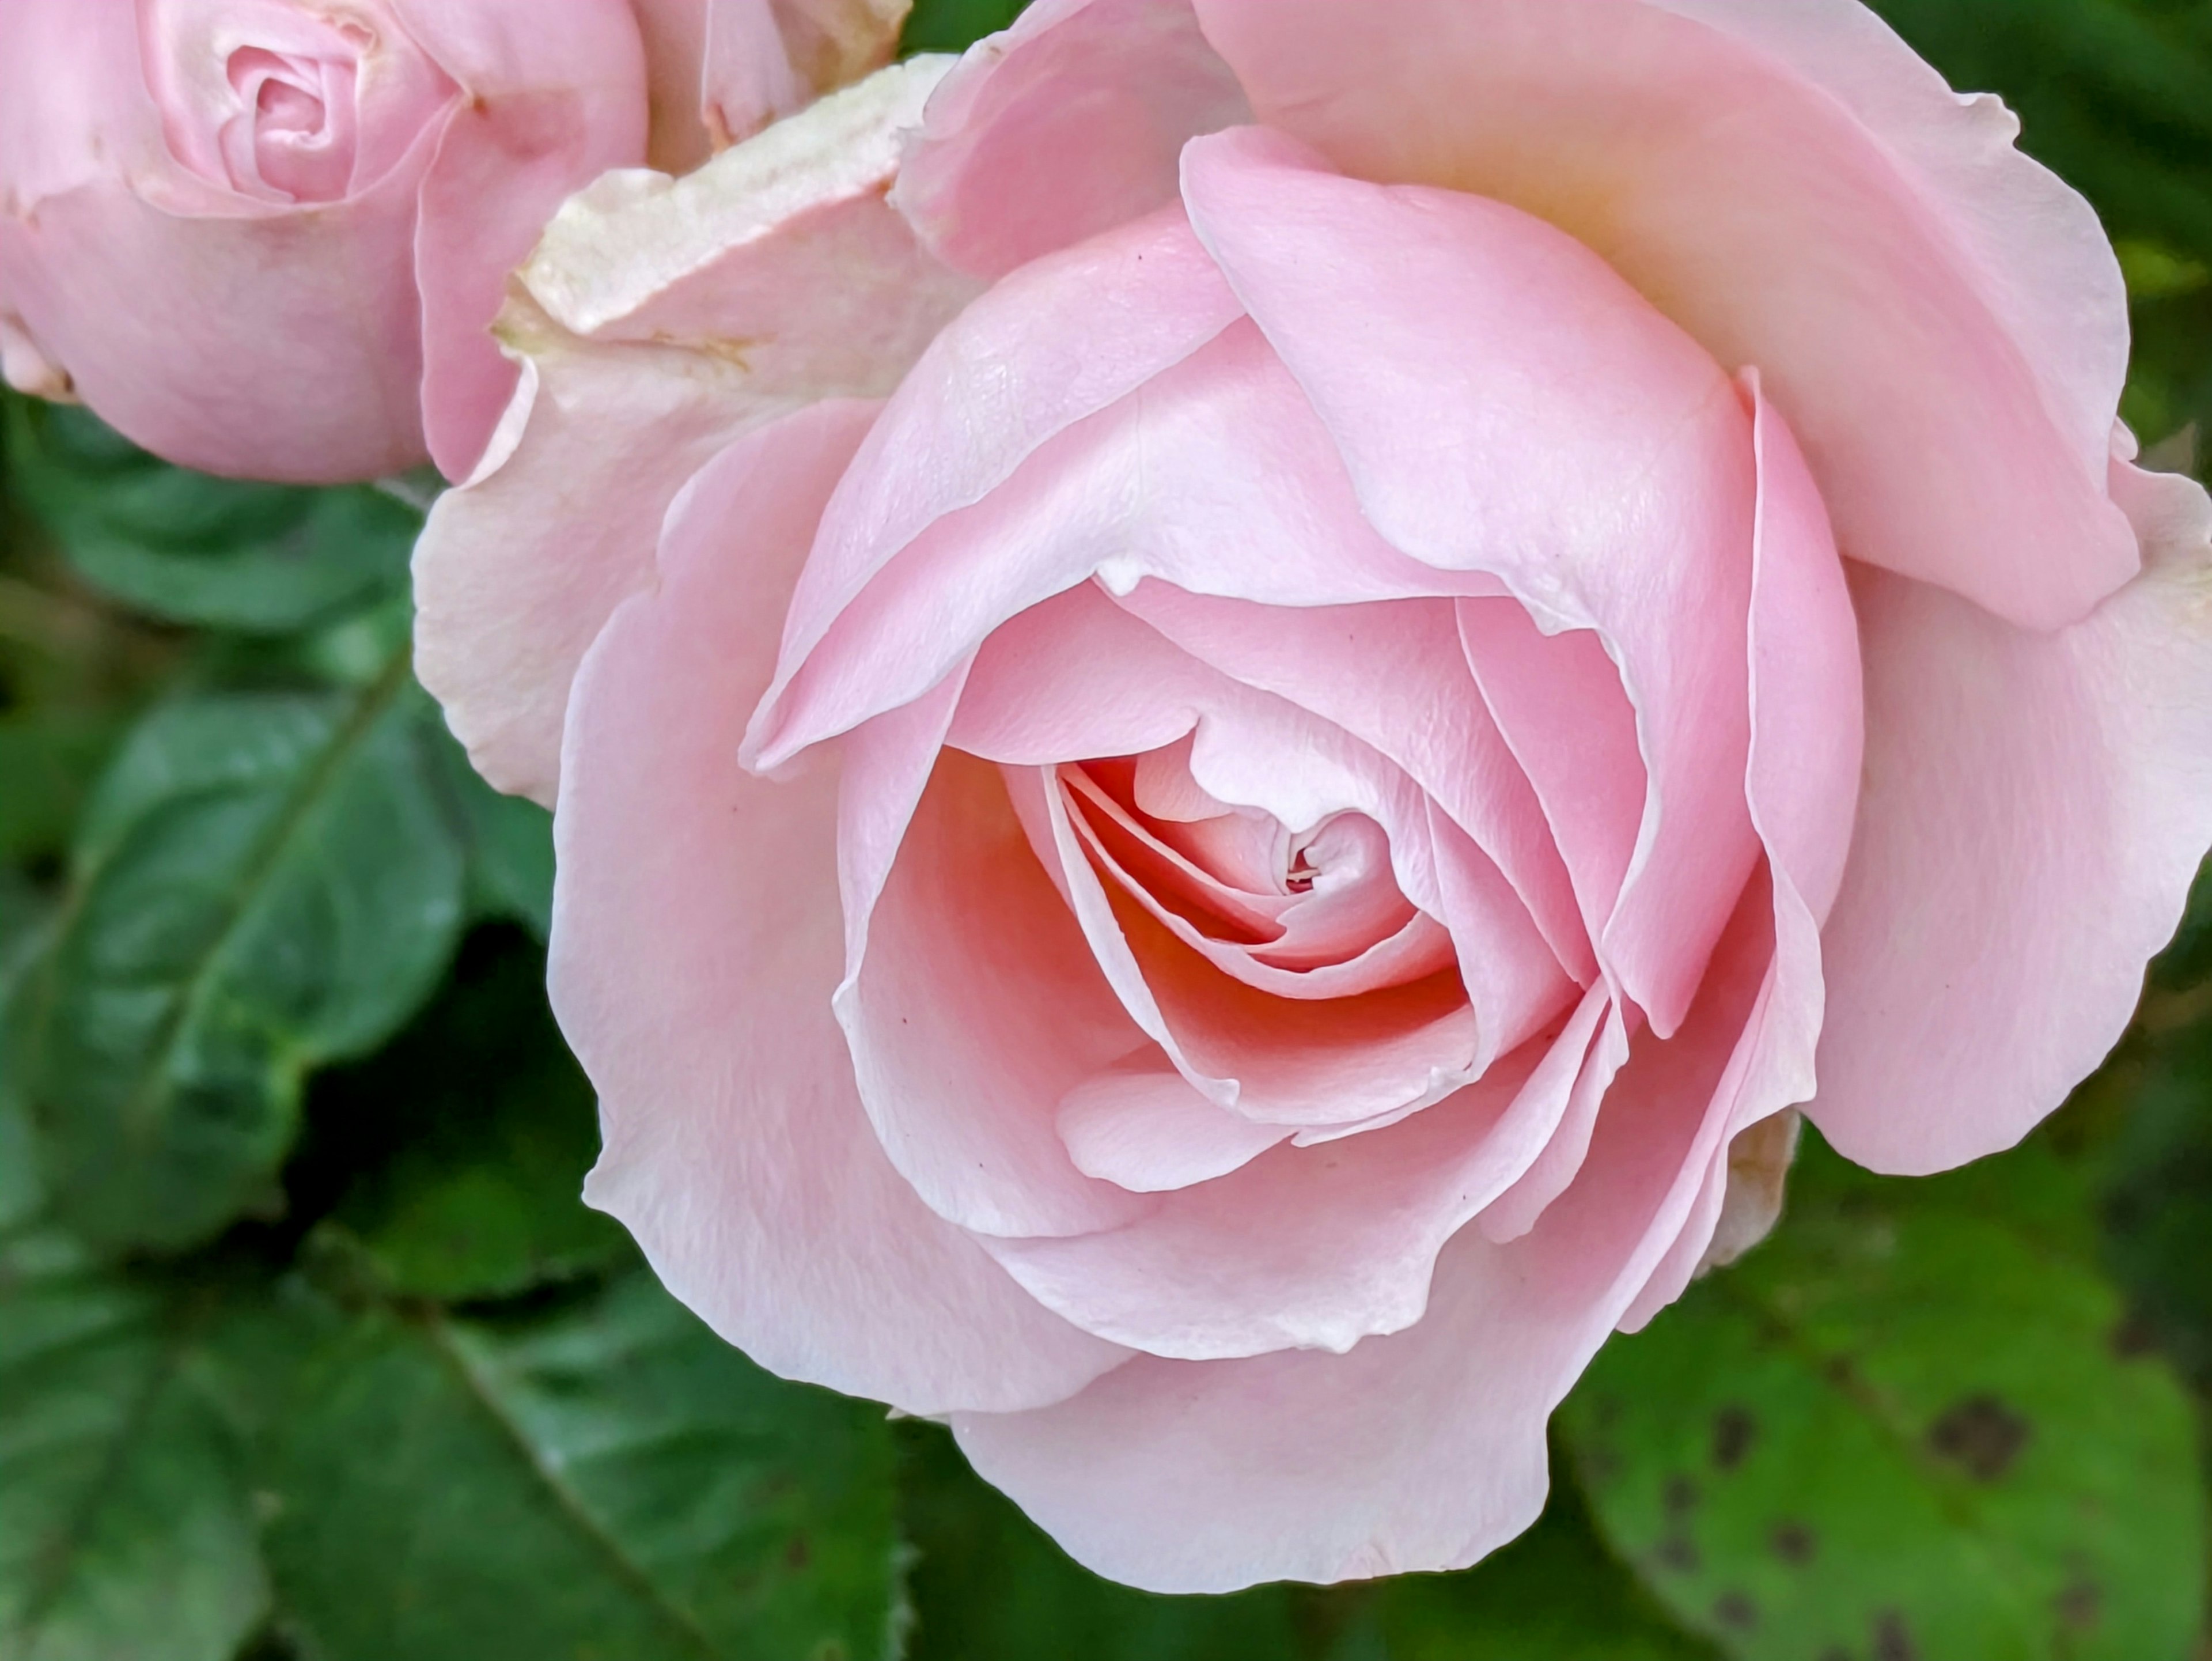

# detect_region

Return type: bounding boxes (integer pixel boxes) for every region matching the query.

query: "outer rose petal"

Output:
[389,0,653,478]
[892,0,1249,278]
[1189,0,2138,630]
[1810,466,2212,1174]
[560,398,1127,1413]
[0,160,435,482]
[956,892,1775,1592]
[1647,0,2127,483]
[415,58,972,803]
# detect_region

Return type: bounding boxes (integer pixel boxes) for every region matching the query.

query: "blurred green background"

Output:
[7,1,2212,1657]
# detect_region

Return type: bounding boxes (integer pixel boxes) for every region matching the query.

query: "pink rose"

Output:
[0,0,908,483]
[417,0,2212,1591]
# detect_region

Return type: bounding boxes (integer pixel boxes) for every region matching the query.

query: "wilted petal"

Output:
[416,58,971,801]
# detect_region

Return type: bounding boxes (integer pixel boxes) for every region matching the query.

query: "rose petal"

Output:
[766,0,912,99]
[524,60,972,347]
[983,986,1633,1361]
[1698,1108,1802,1274]
[1120,587,1592,987]
[955,895,1774,1591]
[1189,0,2138,629]
[391,0,652,478]
[1063,772,1456,1001]
[747,203,1248,765]
[0,161,434,482]
[1811,464,2212,1173]
[626,0,718,171]
[1483,379,1860,1245]
[753,316,1512,770]
[988,1036,1546,1360]
[834,745,1159,1239]
[950,585,1488,1131]
[415,59,971,802]
[560,398,1127,1413]
[1478,1000,1633,1244]
[698,0,808,148]
[1056,1058,1294,1193]
[1647,0,2127,502]
[1456,603,1646,998]
[892,0,1249,278]
[1181,127,1760,1037]
[0,304,69,400]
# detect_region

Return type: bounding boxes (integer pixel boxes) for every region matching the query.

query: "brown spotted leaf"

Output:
[1558,1134,2204,1661]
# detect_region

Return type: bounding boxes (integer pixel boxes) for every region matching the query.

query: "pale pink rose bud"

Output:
[0,0,909,483]
[418,0,2212,1594]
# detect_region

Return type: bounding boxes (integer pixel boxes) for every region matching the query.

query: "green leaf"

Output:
[4,401,414,634]
[427,736,556,942]
[14,656,468,1254]
[901,0,1028,54]
[316,929,628,1303]
[0,890,52,1233]
[265,1270,905,1661]
[1559,1136,2206,1661]
[0,712,120,869]
[897,1420,1304,1661]
[0,1235,305,1661]
[2101,1013,2212,1388]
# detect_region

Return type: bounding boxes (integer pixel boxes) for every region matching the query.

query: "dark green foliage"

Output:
[310,929,630,1303]
[900,0,1029,55]
[0,711,119,869]
[3,401,414,634]
[0,1234,322,1661]
[9,672,469,1253]
[263,1273,906,1661]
